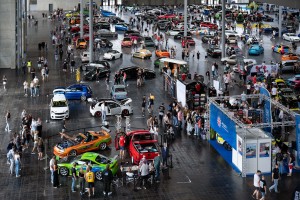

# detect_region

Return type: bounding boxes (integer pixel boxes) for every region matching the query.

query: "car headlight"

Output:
[51,111,56,113]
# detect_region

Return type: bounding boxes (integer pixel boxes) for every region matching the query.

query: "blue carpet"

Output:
[209,139,241,174]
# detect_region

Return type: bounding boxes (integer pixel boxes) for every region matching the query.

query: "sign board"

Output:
[176,80,186,107]
[259,87,272,133]
[210,103,237,149]
[296,114,300,166]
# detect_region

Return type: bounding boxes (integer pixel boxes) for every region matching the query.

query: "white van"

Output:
[50,94,69,119]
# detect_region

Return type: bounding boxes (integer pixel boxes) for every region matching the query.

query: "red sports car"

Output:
[69,25,89,33]
[115,130,159,164]
[157,14,176,20]
[200,22,218,30]
[181,36,195,47]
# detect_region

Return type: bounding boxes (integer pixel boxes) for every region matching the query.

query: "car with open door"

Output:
[115,130,160,164]
[90,98,133,117]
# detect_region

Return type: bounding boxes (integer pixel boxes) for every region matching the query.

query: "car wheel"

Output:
[81,95,87,101]
[112,56,115,60]
[122,109,129,116]
[95,171,102,181]
[120,54,123,58]
[69,149,77,156]
[95,111,102,118]
[59,167,69,176]
[99,142,107,150]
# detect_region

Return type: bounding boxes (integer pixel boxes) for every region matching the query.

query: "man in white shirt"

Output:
[252,170,261,199]
[49,156,55,183]
[101,101,107,123]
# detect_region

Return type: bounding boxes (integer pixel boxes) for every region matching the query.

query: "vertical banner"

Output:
[259,87,272,133]
[210,103,237,149]
[296,114,300,166]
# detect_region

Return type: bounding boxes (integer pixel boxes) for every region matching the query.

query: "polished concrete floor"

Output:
[0,7,299,200]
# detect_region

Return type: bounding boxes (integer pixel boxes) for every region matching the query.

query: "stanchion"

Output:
[46,95,49,123]
[169,154,173,168]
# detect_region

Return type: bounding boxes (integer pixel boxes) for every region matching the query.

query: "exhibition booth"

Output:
[208,88,298,177]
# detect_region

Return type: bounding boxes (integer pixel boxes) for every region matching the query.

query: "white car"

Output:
[190,27,210,35]
[134,11,145,16]
[225,30,240,38]
[81,51,90,63]
[282,33,300,42]
[221,55,237,65]
[103,50,123,60]
[50,94,69,119]
[90,98,133,117]
[226,35,238,44]
[243,59,257,66]
[166,28,182,36]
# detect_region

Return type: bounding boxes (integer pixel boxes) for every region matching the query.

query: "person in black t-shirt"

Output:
[71,162,77,192]
[269,164,280,193]
[260,175,267,200]
[102,164,113,196]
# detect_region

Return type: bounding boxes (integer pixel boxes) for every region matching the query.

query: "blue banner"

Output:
[259,87,272,133]
[296,114,300,166]
[210,103,237,149]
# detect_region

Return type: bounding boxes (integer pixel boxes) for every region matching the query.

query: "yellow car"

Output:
[76,38,87,49]
[274,78,288,90]
[65,12,79,18]
[132,49,152,59]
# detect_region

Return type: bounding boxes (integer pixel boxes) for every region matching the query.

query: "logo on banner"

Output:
[217,116,221,127]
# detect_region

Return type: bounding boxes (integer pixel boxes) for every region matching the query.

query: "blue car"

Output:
[111,85,127,100]
[101,10,116,17]
[115,23,129,31]
[53,84,92,101]
[248,45,264,55]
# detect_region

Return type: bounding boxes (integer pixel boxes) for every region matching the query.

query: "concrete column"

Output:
[221,0,225,58]
[183,0,187,37]
[89,0,93,63]
[278,6,283,38]
[80,0,83,38]
[22,0,27,61]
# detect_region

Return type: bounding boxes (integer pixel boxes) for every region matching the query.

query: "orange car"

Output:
[69,17,80,25]
[76,38,87,49]
[121,37,132,47]
[155,49,170,58]
[281,53,299,61]
[53,130,112,158]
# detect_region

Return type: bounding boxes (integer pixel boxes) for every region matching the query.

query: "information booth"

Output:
[208,92,297,177]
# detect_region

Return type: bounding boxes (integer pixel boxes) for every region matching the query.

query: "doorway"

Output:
[49,4,53,12]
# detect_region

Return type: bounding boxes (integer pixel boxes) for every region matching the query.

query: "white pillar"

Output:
[80,0,83,38]
[278,6,283,38]
[183,0,187,37]
[221,0,226,58]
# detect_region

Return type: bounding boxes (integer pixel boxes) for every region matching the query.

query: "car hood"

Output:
[53,88,66,95]
[120,98,132,105]
[51,107,68,113]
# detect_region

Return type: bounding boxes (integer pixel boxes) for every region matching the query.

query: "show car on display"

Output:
[155,49,170,58]
[287,75,300,90]
[121,37,133,47]
[83,68,110,81]
[278,88,300,111]
[53,84,92,101]
[53,130,112,158]
[50,94,69,120]
[143,36,156,47]
[132,49,152,59]
[115,23,129,31]
[115,130,160,164]
[96,29,118,38]
[207,47,222,58]
[272,44,291,54]
[103,50,123,60]
[282,33,300,42]
[94,38,113,48]
[80,62,110,72]
[90,98,133,117]
[281,53,299,61]
[58,152,118,181]
[248,45,264,55]
[111,85,128,100]
[119,66,156,79]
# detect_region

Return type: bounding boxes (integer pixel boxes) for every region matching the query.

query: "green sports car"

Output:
[58,152,118,180]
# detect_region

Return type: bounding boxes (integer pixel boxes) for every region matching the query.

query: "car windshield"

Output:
[134,143,158,153]
[132,133,153,141]
[115,87,126,92]
[78,39,85,43]
[53,100,67,107]
[95,155,110,164]
[123,38,131,41]
[71,155,82,163]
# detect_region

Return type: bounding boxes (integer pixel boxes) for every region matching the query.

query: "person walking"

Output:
[23,80,29,96]
[269,164,280,193]
[139,160,149,190]
[49,156,55,184]
[37,138,44,160]
[3,75,7,90]
[158,103,165,125]
[71,162,77,192]
[141,95,146,117]
[161,143,169,167]
[154,153,161,181]
[196,51,200,61]
[14,151,21,178]
[252,170,261,199]
[53,160,60,188]
[85,167,95,197]
[260,175,267,200]
[5,110,11,132]
[7,146,15,175]
[102,164,113,196]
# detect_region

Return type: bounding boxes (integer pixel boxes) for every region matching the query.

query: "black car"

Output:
[143,37,155,47]
[83,68,110,81]
[95,22,110,30]
[207,48,222,58]
[95,38,113,48]
[278,88,299,111]
[110,16,124,24]
[93,60,111,69]
[156,20,172,30]
[124,30,140,37]
[201,35,215,43]
[191,19,203,25]
[119,66,156,80]
[174,31,192,40]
